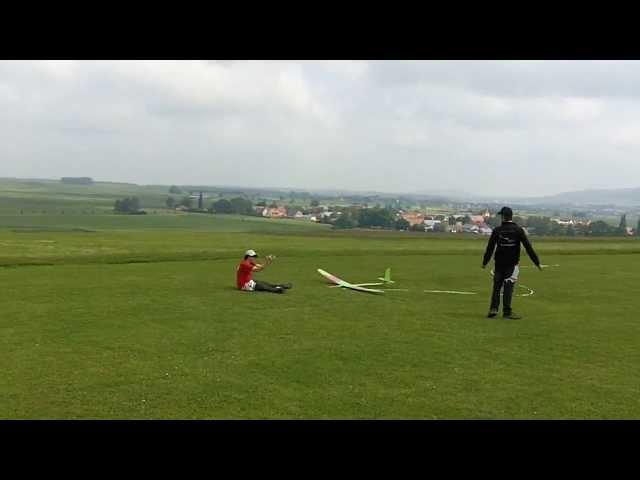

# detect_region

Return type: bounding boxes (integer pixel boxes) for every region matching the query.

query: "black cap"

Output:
[498,206,513,218]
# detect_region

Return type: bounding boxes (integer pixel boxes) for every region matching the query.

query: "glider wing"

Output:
[317,269,385,294]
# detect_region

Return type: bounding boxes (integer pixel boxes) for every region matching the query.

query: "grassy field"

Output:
[1,195,640,418]
[0,178,173,214]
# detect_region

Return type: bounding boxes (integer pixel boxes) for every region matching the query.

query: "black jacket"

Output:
[483,221,540,269]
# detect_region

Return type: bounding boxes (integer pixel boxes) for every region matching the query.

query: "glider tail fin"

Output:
[378,267,395,284]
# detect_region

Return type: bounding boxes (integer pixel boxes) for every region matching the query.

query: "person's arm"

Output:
[482,230,498,268]
[252,255,274,272]
[520,227,542,269]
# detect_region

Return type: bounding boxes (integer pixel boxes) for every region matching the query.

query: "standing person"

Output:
[482,207,542,319]
[236,250,293,294]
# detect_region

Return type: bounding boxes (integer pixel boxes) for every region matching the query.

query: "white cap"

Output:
[245,249,257,257]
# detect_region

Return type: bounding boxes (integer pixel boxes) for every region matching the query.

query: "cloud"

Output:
[367,60,640,100]
[0,60,639,196]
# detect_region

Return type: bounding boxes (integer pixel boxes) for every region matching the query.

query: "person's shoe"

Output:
[487,309,498,318]
[503,312,522,319]
[275,287,285,294]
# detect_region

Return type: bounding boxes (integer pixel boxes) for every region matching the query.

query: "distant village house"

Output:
[401,212,426,226]
[262,207,288,218]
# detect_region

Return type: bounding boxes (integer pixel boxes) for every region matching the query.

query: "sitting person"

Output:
[236,250,292,294]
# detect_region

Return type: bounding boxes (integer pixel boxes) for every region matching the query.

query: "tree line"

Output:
[114,197,146,214]
[166,193,327,216]
[513,214,634,237]
[332,207,410,230]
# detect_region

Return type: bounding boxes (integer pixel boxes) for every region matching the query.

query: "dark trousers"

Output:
[254,280,286,293]
[490,265,515,314]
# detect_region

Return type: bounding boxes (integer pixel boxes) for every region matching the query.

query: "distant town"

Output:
[157,185,637,238]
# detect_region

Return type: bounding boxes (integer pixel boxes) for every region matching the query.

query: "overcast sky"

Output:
[1,60,639,197]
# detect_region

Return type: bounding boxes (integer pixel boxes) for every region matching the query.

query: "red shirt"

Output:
[236,259,255,289]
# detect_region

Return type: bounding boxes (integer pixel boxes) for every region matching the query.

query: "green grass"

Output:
[0,218,636,268]
[1,196,640,418]
[1,251,638,419]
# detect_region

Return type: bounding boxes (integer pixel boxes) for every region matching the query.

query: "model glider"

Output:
[317,269,385,294]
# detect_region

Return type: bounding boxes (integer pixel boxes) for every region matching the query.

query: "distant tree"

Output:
[256,199,267,207]
[357,207,395,229]
[180,196,193,208]
[394,218,411,230]
[448,215,456,226]
[229,197,254,215]
[618,214,627,235]
[549,221,566,237]
[526,216,552,236]
[114,197,141,214]
[588,220,615,236]
[166,196,176,209]
[269,201,278,208]
[574,223,589,236]
[198,192,204,210]
[169,185,182,194]
[129,197,140,212]
[333,213,358,229]
[637,218,640,237]
[310,199,320,207]
[212,199,232,214]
